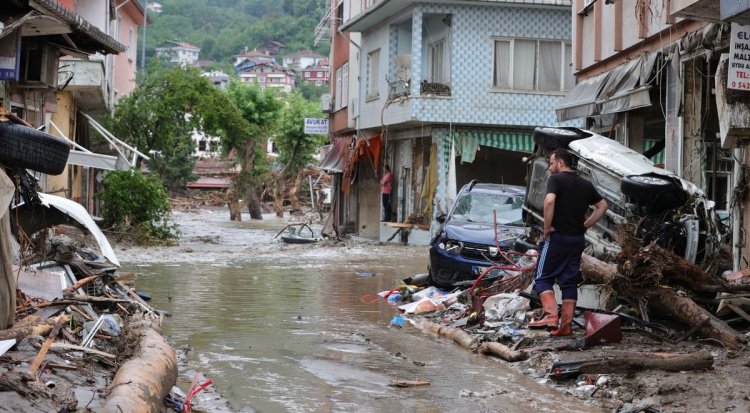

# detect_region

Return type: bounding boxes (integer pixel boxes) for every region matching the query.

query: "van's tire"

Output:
[0,123,70,175]
[621,175,688,211]
[532,127,585,149]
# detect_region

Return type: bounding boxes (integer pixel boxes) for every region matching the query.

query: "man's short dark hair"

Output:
[550,148,574,168]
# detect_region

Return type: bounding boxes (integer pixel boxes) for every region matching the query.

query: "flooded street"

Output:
[118,208,599,412]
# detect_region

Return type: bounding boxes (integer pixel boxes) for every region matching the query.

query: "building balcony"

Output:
[59,58,107,111]
[721,0,750,24]
[670,0,720,21]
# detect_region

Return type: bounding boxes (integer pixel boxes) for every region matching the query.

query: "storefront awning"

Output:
[556,52,660,122]
[443,130,534,165]
[317,137,351,173]
[555,70,611,122]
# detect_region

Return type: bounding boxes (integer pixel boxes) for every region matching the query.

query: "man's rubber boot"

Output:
[528,291,558,329]
[551,299,576,336]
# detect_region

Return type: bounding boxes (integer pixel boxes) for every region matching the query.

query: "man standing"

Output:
[380,165,392,222]
[529,148,608,336]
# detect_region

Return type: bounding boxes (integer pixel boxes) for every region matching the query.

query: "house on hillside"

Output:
[155,41,200,67]
[283,50,327,70]
[237,62,296,93]
[203,71,230,90]
[300,65,330,86]
[257,40,288,58]
[323,0,576,242]
[234,48,275,66]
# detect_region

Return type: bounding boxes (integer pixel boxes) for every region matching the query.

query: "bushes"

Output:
[98,170,177,242]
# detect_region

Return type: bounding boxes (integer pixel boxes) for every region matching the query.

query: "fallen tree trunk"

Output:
[98,318,177,413]
[414,318,476,350]
[650,287,746,349]
[580,254,746,349]
[0,314,69,342]
[550,350,713,380]
[478,342,528,362]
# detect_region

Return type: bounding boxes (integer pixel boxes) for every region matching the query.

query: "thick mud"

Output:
[120,208,602,412]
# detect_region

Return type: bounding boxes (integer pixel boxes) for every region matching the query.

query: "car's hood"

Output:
[570,134,708,199]
[443,220,524,246]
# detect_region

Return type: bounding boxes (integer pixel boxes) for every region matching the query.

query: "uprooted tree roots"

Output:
[580,228,749,349]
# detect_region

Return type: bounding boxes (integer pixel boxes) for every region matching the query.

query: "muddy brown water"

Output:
[120,209,600,413]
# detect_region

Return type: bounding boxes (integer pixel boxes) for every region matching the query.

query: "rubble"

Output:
[377,232,750,411]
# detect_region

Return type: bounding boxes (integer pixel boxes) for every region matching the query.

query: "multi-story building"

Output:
[300,65,331,86]
[234,49,275,66]
[155,41,200,67]
[237,62,296,93]
[283,50,328,70]
[323,0,575,242]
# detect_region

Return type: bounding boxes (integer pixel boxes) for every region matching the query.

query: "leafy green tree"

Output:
[105,63,248,191]
[98,170,175,242]
[224,80,283,219]
[271,92,327,214]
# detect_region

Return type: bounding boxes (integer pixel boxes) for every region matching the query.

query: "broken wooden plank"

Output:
[50,343,116,359]
[28,317,63,375]
[63,275,101,293]
[388,379,430,388]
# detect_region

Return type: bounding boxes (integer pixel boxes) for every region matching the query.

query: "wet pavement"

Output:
[119,208,601,412]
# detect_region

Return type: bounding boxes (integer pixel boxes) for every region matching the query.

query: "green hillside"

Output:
[144,0,328,66]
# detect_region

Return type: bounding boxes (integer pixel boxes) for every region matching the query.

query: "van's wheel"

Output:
[532,127,585,149]
[0,123,71,175]
[621,175,688,211]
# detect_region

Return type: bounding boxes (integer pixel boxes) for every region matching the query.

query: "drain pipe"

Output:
[733,148,743,272]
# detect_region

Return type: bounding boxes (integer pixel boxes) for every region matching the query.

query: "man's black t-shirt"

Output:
[546,171,603,236]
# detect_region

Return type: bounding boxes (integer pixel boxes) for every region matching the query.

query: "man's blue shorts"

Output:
[533,232,585,300]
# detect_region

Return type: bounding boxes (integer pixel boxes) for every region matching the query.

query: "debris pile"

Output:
[378,235,750,410]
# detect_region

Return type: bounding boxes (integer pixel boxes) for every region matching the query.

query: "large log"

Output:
[478,342,528,362]
[650,287,746,349]
[414,318,477,350]
[0,314,69,342]
[98,318,177,413]
[550,350,713,379]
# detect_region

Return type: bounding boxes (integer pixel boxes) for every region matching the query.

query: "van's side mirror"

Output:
[436,214,447,224]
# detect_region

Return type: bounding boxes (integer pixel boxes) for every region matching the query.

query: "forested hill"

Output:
[145,0,328,65]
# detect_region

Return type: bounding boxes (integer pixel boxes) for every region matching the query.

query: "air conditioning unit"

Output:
[321,93,333,112]
[19,43,59,88]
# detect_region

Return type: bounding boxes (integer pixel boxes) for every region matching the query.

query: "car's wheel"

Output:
[532,127,585,149]
[0,123,70,175]
[621,175,688,211]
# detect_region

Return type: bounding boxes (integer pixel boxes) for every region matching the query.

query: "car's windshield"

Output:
[450,192,524,226]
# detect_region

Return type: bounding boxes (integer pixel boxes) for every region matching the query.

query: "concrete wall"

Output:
[112,1,143,101]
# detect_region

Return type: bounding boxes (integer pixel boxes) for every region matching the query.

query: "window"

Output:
[335,66,343,110]
[259,77,265,82]
[427,39,449,84]
[493,39,573,92]
[128,28,135,61]
[341,62,349,108]
[317,71,323,77]
[367,49,380,99]
[198,140,207,151]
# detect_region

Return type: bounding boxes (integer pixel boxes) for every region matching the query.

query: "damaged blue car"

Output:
[428,181,527,288]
